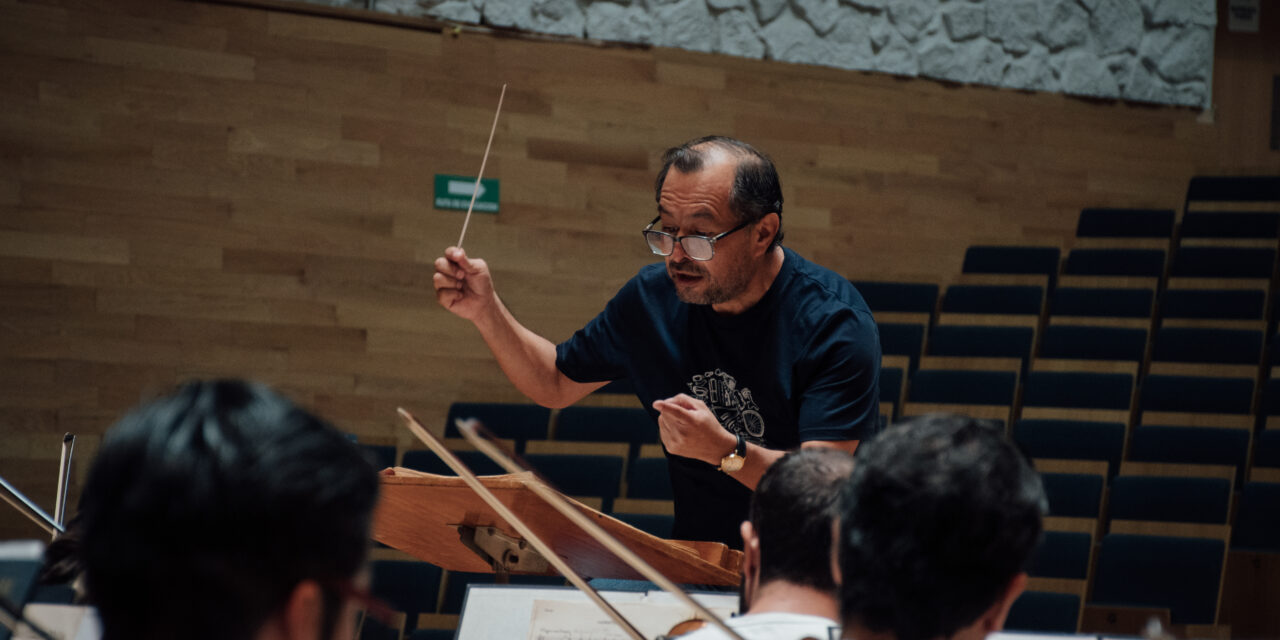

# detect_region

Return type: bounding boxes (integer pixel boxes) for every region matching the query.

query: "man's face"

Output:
[657,155,755,306]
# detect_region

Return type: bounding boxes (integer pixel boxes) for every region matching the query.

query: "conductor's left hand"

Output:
[652,394,738,466]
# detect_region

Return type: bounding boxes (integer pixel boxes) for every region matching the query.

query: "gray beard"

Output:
[670,263,752,306]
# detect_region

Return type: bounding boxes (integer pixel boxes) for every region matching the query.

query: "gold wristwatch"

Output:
[718,432,746,473]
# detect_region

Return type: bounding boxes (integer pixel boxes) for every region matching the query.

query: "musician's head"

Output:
[740,447,854,611]
[835,413,1046,640]
[649,136,784,309]
[77,379,380,640]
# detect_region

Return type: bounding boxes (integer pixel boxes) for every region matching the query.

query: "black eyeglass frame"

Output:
[641,215,753,261]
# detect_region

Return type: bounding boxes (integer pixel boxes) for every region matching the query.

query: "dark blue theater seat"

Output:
[1151,327,1263,365]
[1014,419,1125,477]
[1139,375,1253,415]
[1075,208,1175,239]
[1040,472,1105,519]
[850,281,939,315]
[1039,325,1148,362]
[941,285,1043,316]
[1050,287,1153,318]
[1023,371,1133,411]
[1064,248,1166,277]
[445,402,551,452]
[1108,475,1230,524]
[908,369,1017,406]
[1091,533,1225,625]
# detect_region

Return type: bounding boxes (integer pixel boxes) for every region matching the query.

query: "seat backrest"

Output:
[524,453,624,512]
[1151,327,1263,365]
[1014,419,1125,477]
[1091,533,1226,625]
[610,512,674,539]
[1181,211,1280,240]
[1161,288,1266,322]
[926,325,1034,361]
[1170,246,1276,279]
[1039,325,1148,362]
[1231,481,1280,552]
[1185,176,1280,205]
[1127,426,1250,482]
[849,281,939,314]
[1027,531,1093,580]
[1253,428,1280,469]
[554,406,657,457]
[1108,475,1231,524]
[370,560,444,630]
[400,449,505,477]
[908,369,1017,406]
[1064,248,1166,277]
[1022,371,1133,412]
[877,322,927,369]
[627,456,673,500]
[1139,375,1254,415]
[1005,591,1081,634]
[1040,472,1105,519]
[880,366,905,420]
[1076,208,1175,239]
[445,402,551,447]
[360,443,398,470]
[962,246,1061,277]
[941,284,1044,316]
[1050,287,1154,319]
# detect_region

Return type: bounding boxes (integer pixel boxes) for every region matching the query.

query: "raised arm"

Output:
[434,247,604,408]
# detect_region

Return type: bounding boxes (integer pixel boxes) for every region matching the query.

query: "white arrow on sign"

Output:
[447,180,486,199]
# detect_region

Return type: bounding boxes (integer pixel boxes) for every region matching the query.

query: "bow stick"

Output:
[396,408,646,640]
[453,416,748,640]
[457,83,506,249]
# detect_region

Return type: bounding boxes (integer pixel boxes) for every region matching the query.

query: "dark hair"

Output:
[654,135,785,246]
[77,380,379,640]
[750,447,854,592]
[837,414,1046,640]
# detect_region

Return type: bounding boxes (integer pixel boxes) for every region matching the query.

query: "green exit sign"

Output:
[434,174,500,213]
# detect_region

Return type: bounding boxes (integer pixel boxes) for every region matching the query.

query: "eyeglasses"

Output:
[642,216,751,261]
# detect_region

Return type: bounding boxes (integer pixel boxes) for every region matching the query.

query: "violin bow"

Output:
[396,408,645,640]
[453,416,748,640]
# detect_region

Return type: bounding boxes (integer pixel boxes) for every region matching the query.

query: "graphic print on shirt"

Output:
[687,369,766,442]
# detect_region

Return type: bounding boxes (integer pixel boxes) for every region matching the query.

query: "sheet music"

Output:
[528,599,737,640]
[455,585,738,640]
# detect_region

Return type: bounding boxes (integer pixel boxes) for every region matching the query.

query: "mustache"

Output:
[667,261,706,277]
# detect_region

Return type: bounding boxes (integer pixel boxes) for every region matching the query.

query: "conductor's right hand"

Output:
[433,247,495,322]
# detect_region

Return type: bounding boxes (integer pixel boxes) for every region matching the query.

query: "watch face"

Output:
[720,454,745,473]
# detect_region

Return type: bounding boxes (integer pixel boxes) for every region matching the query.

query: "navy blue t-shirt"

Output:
[555,247,881,547]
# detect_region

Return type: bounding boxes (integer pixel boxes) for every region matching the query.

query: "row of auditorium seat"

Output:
[894,176,1280,635]
[361,176,1280,639]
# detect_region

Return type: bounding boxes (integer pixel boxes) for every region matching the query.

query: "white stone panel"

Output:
[656,0,718,53]
[586,1,655,44]
[717,9,766,58]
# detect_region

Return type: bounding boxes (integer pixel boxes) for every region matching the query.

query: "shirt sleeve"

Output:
[794,308,882,443]
[555,278,638,384]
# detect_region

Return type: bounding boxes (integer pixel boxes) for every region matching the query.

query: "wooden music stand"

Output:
[373,467,742,586]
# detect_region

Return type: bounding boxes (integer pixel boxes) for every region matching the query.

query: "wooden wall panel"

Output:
[0,0,1276,539]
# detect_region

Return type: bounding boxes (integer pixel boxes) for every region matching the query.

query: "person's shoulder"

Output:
[609,261,671,303]
[780,248,874,321]
[721,612,841,639]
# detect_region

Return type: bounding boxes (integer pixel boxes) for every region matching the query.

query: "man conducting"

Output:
[434,136,880,547]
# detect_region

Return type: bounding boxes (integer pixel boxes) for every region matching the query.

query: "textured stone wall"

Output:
[307,0,1216,108]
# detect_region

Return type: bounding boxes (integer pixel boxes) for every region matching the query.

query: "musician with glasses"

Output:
[433,136,880,548]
